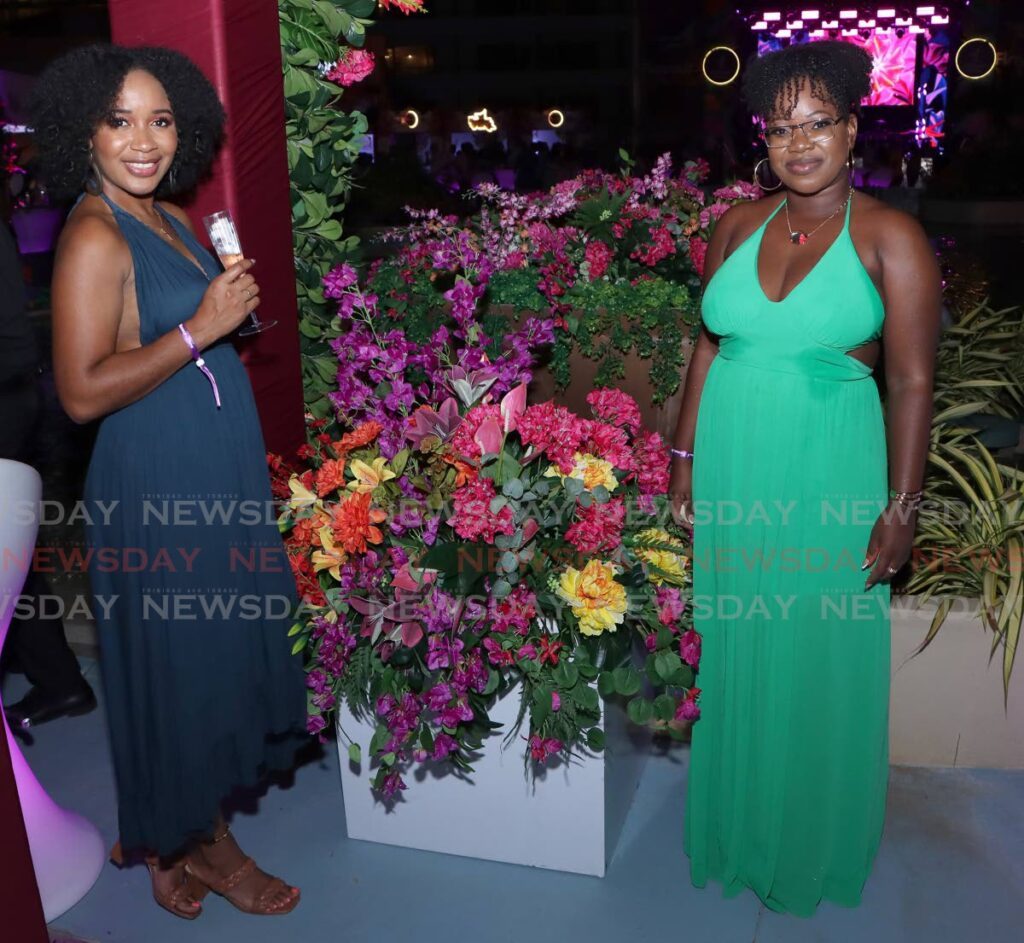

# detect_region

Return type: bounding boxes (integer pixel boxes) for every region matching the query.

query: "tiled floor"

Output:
[4,658,1024,943]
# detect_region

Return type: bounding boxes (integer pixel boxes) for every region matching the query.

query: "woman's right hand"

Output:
[669,460,694,528]
[187,259,260,347]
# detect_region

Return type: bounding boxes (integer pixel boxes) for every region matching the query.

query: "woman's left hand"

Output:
[863,506,918,589]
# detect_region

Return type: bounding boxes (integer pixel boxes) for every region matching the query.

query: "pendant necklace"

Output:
[125,208,175,243]
[784,188,853,245]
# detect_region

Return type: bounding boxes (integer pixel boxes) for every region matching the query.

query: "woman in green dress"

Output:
[669,41,941,916]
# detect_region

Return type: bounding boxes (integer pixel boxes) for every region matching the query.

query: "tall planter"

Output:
[890,596,1024,768]
[336,684,650,877]
[489,304,695,442]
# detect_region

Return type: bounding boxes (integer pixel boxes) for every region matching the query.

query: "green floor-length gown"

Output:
[83,193,307,857]
[685,196,890,916]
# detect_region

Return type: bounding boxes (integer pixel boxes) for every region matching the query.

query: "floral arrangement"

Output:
[362,152,763,411]
[272,257,700,799]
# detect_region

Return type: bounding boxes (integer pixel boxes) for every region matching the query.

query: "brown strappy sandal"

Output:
[145,855,209,919]
[110,839,208,919]
[184,826,300,916]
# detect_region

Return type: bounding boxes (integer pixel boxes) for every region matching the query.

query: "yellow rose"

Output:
[543,452,618,492]
[556,559,627,636]
[635,527,689,586]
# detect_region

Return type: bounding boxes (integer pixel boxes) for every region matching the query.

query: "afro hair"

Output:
[30,43,225,202]
[742,40,873,121]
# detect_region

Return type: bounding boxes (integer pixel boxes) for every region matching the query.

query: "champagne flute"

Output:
[202,210,276,335]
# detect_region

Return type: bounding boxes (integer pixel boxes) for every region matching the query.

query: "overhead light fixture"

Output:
[546,109,565,128]
[400,108,420,129]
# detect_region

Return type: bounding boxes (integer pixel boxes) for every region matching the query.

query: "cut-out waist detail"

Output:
[715,343,874,382]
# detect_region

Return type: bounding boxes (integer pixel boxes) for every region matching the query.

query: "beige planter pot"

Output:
[488,304,694,441]
[889,595,1024,769]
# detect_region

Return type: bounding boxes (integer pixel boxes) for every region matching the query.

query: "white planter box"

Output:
[890,596,1024,768]
[336,686,649,876]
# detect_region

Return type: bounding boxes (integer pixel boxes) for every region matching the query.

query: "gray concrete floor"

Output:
[4,657,1023,943]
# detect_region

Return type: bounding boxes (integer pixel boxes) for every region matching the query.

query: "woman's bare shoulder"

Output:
[58,198,129,265]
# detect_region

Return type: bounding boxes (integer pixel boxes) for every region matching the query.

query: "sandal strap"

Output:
[209,856,257,893]
[254,875,292,909]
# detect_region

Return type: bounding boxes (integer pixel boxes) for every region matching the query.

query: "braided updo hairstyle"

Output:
[741,40,873,120]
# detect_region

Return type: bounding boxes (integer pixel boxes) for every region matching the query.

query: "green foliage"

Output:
[279,0,377,419]
[901,303,1024,698]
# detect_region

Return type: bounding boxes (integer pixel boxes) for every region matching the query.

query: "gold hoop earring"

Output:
[84,157,103,196]
[753,157,782,192]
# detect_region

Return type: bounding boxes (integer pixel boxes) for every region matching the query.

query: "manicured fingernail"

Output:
[860,559,870,570]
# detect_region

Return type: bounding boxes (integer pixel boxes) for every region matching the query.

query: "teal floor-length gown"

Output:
[83,193,307,856]
[685,196,890,916]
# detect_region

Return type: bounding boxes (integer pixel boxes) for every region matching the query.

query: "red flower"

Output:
[538,636,564,666]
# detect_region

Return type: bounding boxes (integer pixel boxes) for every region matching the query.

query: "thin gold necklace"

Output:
[121,205,175,243]
[784,188,853,245]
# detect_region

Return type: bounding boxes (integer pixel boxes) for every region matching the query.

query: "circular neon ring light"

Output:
[402,108,420,129]
[547,109,565,129]
[702,46,741,87]
[955,38,997,81]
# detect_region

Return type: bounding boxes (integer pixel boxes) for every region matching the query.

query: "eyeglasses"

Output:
[761,115,847,148]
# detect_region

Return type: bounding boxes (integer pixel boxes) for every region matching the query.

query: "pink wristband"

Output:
[177,323,222,408]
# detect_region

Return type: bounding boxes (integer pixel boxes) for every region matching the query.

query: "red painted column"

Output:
[109,0,305,457]
[0,730,48,943]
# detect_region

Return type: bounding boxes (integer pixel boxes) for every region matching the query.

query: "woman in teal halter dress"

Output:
[669,42,941,916]
[35,46,305,917]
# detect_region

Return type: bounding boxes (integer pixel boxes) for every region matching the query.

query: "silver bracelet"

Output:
[670,448,694,461]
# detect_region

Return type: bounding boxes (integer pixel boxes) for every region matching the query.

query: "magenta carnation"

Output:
[450,477,515,544]
[584,240,613,280]
[688,236,708,278]
[633,431,670,495]
[325,49,375,87]
[515,402,585,472]
[565,497,626,554]
[582,420,633,471]
[586,388,642,434]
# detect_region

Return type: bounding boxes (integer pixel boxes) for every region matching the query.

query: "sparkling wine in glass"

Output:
[202,210,276,335]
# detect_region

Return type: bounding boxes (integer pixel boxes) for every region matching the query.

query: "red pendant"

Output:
[789,231,808,245]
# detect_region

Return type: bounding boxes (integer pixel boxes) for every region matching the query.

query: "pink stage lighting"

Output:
[801,9,820,17]
[877,8,896,16]
[763,12,782,21]
[753,20,769,29]
[839,9,857,18]
[859,19,877,27]
[916,5,935,13]
[931,14,949,23]
[810,29,826,37]
[776,28,792,37]
[787,20,804,28]
[822,19,840,28]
